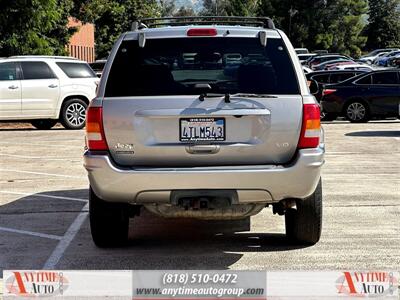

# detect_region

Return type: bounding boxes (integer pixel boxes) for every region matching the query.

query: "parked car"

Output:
[84,16,324,247]
[306,70,369,120]
[358,48,398,64]
[312,59,354,71]
[320,70,400,122]
[391,57,400,68]
[298,53,317,63]
[306,70,368,86]
[89,59,107,77]
[387,54,400,67]
[294,48,309,54]
[0,56,99,129]
[328,63,374,71]
[306,54,352,68]
[302,66,313,74]
[374,50,400,66]
[314,50,328,55]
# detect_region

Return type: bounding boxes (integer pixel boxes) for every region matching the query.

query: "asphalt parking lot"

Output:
[0,120,399,275]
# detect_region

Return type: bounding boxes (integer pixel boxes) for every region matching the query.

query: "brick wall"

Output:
[67,17,95,62]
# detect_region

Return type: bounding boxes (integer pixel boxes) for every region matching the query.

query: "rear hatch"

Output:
[102,31,303,167]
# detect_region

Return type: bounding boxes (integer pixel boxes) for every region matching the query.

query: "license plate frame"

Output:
[179,117,226,142]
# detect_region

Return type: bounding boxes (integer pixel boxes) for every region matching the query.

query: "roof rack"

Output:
[132,16,275,31]
[9,55,78,60]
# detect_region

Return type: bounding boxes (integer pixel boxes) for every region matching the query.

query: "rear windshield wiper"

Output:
[199,93,227,101]
[199,93,277,103]
[230,93,278,98]
[193,84,227,102]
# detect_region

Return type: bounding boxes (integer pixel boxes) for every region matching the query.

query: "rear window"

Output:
[105,37,299,97]
[56,62,96,78]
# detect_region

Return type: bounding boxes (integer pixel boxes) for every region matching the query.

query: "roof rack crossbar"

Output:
[132,16,275,30]
[145,20,266,27]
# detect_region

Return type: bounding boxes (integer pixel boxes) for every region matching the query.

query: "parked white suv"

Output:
[0,56,99,129]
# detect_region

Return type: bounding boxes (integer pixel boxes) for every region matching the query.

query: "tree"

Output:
[225,0,259,16]
[0,0,76,56]
[257,0,368,56]
[73,0,161,59]
[315,0,368,56]
[159,0,176,17]
[365,0,400,49]
[174,6,196,17]
[201,0,229,15]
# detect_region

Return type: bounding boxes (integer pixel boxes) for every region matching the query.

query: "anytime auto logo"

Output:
[5,271,69,297]
[336,272,398,297]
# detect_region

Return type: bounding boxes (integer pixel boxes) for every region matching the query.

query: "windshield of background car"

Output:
[105,37,300,97]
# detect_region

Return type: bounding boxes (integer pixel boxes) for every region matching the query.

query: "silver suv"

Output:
[84,17,325,247]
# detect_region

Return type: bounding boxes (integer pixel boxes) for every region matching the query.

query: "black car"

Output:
[306,70,368,101]
[320,70,400,122]
[307,70,368,86]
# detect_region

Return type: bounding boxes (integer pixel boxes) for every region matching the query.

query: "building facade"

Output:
[67,18,95,62]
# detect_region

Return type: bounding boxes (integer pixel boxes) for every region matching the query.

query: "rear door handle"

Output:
[185,145,220,154]
[8,85,18,90]
[48,84,58,88]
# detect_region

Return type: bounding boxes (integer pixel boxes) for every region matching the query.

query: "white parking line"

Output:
[0,226,62,240]
[0,141,80,148]
[43,203,89,269]
[0,153,79,161]
[0,191,87,202]
[0,168,86,179]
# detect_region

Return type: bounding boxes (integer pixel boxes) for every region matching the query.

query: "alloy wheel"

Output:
[346,102,366,121]
[66,102,86,127]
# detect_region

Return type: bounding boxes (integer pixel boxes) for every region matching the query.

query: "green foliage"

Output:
[365,0,400,49]
[73,0,160,59]
[314,0,368,56]
[0,0,76,57]
[159,0,176,17]
[257,0,368,56]
[1,0,398,59]
[175,6,196,17]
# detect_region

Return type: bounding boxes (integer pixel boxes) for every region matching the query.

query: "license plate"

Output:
[180,118,225,142]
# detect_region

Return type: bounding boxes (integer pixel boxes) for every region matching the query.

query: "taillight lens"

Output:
[322,89,337,97]
[187,28,217,36]
[85,106,108,151]
[298,104,321,149]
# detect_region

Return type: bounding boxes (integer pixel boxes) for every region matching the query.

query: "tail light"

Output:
[85,106,108,151]
[322,89,337,97]
[187,28,217,36]
[298,104,321,149]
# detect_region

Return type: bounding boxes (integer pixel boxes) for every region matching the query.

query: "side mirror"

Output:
[308,79,319,95]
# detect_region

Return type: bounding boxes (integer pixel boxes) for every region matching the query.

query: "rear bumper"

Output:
[84,146,324,204]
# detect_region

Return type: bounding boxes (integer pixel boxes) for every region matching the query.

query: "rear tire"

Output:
[285,179,322,245]
[31,119,58,130]
[89,187,129,248]
[60,98,87,129]
[345,101,369,123]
